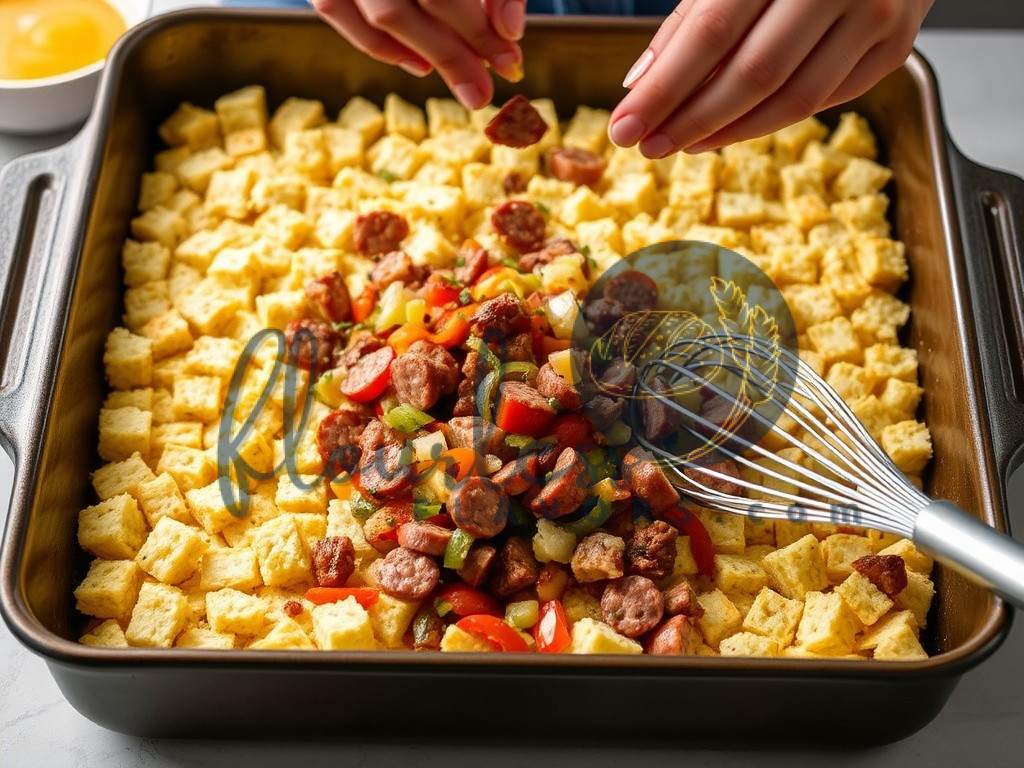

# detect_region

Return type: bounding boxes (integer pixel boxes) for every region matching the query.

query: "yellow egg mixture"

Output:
[0,0,125,80]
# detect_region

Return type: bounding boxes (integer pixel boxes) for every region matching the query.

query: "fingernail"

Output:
[493,52,520,79]
[398,59,431,77]
[503,2,526,40]
[609,114,646,147]
[684,139,714,154]
[622,48,654,89]
[640,132,674,159]
[454,82,485,109]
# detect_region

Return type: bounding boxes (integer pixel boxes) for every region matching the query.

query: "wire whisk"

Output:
[630,332,1024,608]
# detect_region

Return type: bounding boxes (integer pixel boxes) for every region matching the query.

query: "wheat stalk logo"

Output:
[708,277,781,407]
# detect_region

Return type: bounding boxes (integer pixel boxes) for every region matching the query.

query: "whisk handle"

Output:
[915,501,1024,610]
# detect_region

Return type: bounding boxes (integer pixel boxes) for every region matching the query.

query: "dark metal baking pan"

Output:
[2,8,1023,745]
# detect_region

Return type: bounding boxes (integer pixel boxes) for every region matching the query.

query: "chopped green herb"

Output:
[376,169,399,183]
[548,397,561,411]
[535,201,551,216]
[587,256,597,269]
[579,244,592,256]
[331,321,354,333]
[439,273,463,287]
[533,307,547,316]
[504,434,534,449]
[502,257,520,269]
[454,256,466,267]
[319,371,334,384]
[458,288,473,306]
[349,492,377,520]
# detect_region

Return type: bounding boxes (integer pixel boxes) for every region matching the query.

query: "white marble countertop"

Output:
[1,5,1023,764]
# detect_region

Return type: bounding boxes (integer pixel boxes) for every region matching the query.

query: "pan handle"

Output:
[948,143,1024,485]
[0,139,82,462]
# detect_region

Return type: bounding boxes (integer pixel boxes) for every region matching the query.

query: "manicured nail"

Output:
[454,82,485,109]
[398,59,431,77]
[684,139,715,154]
[622,48,654,89]
[493,52,520,79]
[640,132,674,159]
[503,2,526,40]
[609,114,646,147]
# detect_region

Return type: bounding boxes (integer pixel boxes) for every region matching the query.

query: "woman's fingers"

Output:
[681,13,884,153]
[353,0,494,108]
[312,0,431,75]
[639,0,843,157]
[421,0,522,80]
[485,0,527,42]
[820,25,918,109]
[609,0,771,151]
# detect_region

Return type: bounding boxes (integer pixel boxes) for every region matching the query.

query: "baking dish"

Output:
[1,8,1023,744]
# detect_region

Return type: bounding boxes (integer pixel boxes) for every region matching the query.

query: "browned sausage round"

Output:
[547,146,606,186]
[489,536,539,598]
[485,95,548,148]
[396,522,453,557]
[370,250,423,289]
[471,293,530,336]
[285,319,338,372]
[363,503,415,553]
[455,246,490,285]
[529,447,590,519]
[354,210,409,256]
[583,296,629,333]
[503,172,526,195]
[626,520,678,580]
[449,475,509,538]
[490,453,542,497]
[518,237,577,272]
[682,457,743,497]
[390,353,443,412]
[372,546,440,600]
[535,363,581,410]
[311,536,356,587]
[358,444,413,501]
[457,543,497,587]
[605,269,659,312]
[406,340,459,392]
[491,200,546,253]
[622,447,680,513]
[339,346,395,400]
[317,409,363,477]
[641,375,677,441]
[305,271,351,323]
[662,580,703,618]
[645,615,699,655]
[852,554,909,597]
[601,575,665,638]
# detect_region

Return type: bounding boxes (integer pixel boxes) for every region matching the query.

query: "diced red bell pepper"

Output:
[456,614,530,652]
[424,273,462,308]
[428,306,476,348]
[534,600,571,654]
[304,587,379,608]
[494,387,556,437]
[549,412,594,453]
[351,286,377,323]
[661,503,715,578]
[339,346,395,403]
[436,583,502,617]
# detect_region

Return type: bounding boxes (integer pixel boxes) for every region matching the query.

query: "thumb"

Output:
[486,0,527,42]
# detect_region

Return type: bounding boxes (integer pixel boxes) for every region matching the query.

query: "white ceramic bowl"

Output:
[0,0,152,135]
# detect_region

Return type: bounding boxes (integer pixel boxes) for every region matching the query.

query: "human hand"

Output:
[609,0,933,157]
[311,0,528,110]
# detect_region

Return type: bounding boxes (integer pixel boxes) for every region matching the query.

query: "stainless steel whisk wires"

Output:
[629,332,1024,608]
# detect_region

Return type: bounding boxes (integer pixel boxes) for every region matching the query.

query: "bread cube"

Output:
[74,559,142,620]
[822,533,874,583]
[97,406,152,464]
[836,571,893,626]
[695,509,746,554]
[268,97,325,149]
[714,554,768,594]
[175,147,234,194]
[856,237,907,292]
[367,593,421,649]
[769,244,819,285]
[125,582,190,647]
[139,308,194,361]
[171,375,222,423]
[311,597,376,650]
[185,480,246,535]
[851,291,910,344]
[367,133,426,181]
[795,591,860,654]
[255,289,308,331]
[440,623,498,653]
[604,172,658,219]
[856,609,919,651]
[177,278,243,336]
[563,105,610,155]
[716,191,765,228]
[873,621,928,661]
[78,494,147,560]
[881,420,932,475]
[205,587,267,636]
[782,284,842,332]
[878,378,923,422]
[402,184,465,237]
[91,452,156,502]
[338,95,385,146]
[249,618,315,650]
[383,93,427,141]
[807,316,862,366]
[877,538,933,575]
[741,587,804,646]
[122,242,172,292]
[530,518,577,565]
[104,328,153,389]
[719,631,779,657]
[327,499,378,567]
[79,619,129,648]
[773,116,829,162]
[135,516,208,584]
[134,472,191,527]
[215,85,267,134]
[833,157,892,199]
[828,112,878,159]
[696,589,744,648]
[894,569,935,628]
[157,443,217,493]
[176,627,236,649]
[123,281,172,332]
[824,362,874,403]
[104,388,154,413]
[567,617,643,654]
[251,515,312,587]
[760,534,828,600]
[159,102,220,150]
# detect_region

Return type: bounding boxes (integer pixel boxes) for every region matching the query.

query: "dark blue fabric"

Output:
[526,0,676,15]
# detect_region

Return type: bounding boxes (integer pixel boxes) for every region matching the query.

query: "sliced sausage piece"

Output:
[471,292,531,337]
[604,269,659,312]
[453,378,475,417]
[622,447,680,513]
[358,418,403,455]
[852,554,909,597]
[484,95,548,148]
[682,457,743,497]
[370,249,420,288]
[407,340,459,392]
[491,200,546,253]
[355,211,409,256]
[598,360,636,397]
[518,237,578,272]
[645,615,700,655]
[391,353,444,412]
[444,415,508,458]
[601,575,664,638]
[455,246,490,284]
[363,503,415,554]
[285,319,338,372]
[570,532,626,583]
[505,332,536,364]
[503,172,526,195]
[449,475,509,538]
[358,443,413,501]
[372,546,440,600]
[489,536,540,598]
[662,580,703,618]
[311,536,356,587]
[536,363,581,410]
[317,409,364,477]
[305,271,351,323]
[626,520,679,580]
[338,330,382,369]
[397,522,453,557]
[490,453,542,497]
[529,447,590,519]
[547,146,606,186]
[585,395,625,432]
[457,543,498,587]
[642,375,677,441]
[339,346,395,401]
[584,296,629,334]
